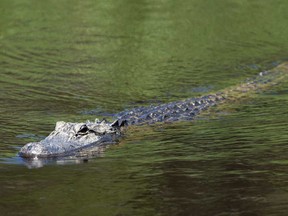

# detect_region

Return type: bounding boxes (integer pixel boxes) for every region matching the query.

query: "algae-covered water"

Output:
[1,0,288,215]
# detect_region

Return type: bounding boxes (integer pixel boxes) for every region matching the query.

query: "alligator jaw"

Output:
[19,119,122,158]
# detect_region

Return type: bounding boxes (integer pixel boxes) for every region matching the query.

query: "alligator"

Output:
[19,62,288,159]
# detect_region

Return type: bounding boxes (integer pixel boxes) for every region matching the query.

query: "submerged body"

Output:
[19,63,288,158]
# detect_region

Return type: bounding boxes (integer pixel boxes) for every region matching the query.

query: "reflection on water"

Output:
[1,0,288,215]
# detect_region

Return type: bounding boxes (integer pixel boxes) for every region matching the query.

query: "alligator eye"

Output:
[78,125,89,133]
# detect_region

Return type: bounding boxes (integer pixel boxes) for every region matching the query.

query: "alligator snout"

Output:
[19,142,46,158]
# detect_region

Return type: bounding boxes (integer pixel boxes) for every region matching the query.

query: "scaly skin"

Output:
[19,120,122,158]
[19,62,288,159]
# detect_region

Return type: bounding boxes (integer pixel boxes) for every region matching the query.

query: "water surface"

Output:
[1,0,288,215]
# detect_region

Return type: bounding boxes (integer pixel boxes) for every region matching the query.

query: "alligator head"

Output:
[19,119,126,158]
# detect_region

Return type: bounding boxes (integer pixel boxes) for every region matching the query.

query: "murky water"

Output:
[1,0,288,215]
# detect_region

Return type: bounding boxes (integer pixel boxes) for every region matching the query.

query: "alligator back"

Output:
[116,62,288,126]
[116,94,225,125]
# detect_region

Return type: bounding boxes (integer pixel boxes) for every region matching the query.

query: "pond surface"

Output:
[1,0,288,215]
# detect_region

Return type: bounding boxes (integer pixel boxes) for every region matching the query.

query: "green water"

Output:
[1,0,288,215]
